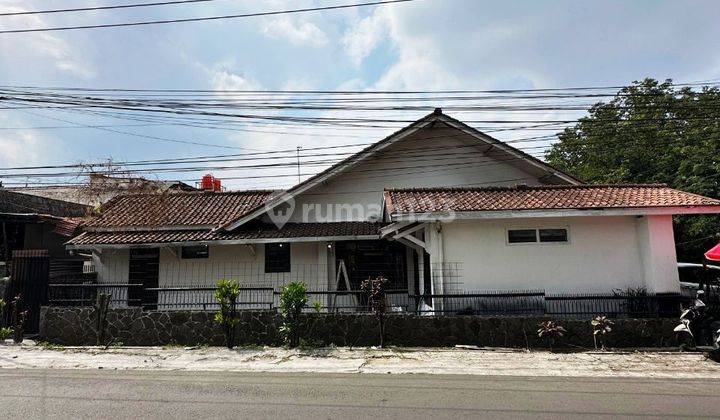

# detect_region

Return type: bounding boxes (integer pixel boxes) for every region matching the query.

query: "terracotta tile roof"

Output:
[67,222,385,246]
[84,190,275,229]
[384,184,720,214]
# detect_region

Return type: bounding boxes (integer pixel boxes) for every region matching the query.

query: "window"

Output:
[539,228,568,243]
[508,228,569,244]
[181,245,209,259]
[265,243,290,273]
[508,229,537,243]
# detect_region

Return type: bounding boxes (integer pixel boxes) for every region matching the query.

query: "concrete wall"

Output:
[39,306,682,348]
[439,216,678,294]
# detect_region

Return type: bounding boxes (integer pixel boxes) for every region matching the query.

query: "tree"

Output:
[546,78,720,261]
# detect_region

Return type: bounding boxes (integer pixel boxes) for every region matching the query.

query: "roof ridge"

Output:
[112,189,280,198]
[385,184,669,193]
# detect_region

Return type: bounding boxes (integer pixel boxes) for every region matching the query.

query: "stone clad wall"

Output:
[39,306,680,348]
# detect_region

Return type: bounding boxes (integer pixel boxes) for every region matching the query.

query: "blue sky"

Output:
[0,0,719,189]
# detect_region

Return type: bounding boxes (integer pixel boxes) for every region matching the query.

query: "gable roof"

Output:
[0,189,90,217]
[384,184,720,216]
[219,109,582,231]
[84,190,275,231]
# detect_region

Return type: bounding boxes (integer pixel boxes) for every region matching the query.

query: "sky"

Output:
[0,0,719,190]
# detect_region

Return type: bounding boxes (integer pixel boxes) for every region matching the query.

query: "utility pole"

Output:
[296,146,302,184]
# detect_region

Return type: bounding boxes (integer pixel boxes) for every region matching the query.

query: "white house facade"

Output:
[66,110,720,312]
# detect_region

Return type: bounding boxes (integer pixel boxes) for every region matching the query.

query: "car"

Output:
[678,262,720,295]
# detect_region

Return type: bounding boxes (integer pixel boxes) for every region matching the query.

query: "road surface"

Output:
[1,369,717,419]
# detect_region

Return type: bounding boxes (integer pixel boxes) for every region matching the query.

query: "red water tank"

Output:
[201,174,214,190]
[213,178,221,191]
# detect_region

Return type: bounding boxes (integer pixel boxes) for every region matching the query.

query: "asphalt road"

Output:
[1,369,718,419]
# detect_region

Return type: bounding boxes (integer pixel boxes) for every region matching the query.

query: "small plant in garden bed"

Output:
[361,276,389,348]
[591,316,614,350]
[0,299,9,341]
[279,281,308,348]
[312,301,323,313]
[10,294,27,344]
[537,320,566,352]
[0,327,11,341]
[214,279,241,349]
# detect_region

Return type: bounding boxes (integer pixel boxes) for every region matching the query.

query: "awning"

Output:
[705,242,720,261]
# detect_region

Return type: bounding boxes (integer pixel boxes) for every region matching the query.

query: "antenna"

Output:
[296,146,302,184]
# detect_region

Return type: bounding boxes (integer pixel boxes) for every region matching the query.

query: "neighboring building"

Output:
[65,110,720,311]
[1,189,91,274]
[11,173,196,207]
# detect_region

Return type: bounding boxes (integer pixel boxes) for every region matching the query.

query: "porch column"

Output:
[425,222,445,310]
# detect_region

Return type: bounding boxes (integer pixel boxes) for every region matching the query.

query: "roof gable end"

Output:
[220,110,582,231]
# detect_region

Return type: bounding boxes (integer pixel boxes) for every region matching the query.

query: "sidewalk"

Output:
[2,341,719,378]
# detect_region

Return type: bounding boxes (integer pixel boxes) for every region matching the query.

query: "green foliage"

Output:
[545,78,720,261]
[279,281,308,348]
[214,279,241,349]
[10,294,26,344]
[312,301,323,313]
[537,320,566,351]
[0,327,11,341]
[360,276,389,348]
[0,298,5,328]
[591,316,614,350]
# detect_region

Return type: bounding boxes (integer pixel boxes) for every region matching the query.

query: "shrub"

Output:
[214,279,241,349]
[0,327,11,341]
[360,276,389,348]
[10,295,27,344]
[591,316,614,350]
[312,301,323,313]
[279,282,308,348]
[537,320,566,351]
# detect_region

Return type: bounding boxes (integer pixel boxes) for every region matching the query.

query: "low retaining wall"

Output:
[39,306,680,348]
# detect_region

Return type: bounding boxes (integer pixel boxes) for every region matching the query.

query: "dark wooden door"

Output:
[128,248,159,310]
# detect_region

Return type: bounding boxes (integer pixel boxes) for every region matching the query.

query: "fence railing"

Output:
[46,279,692,319]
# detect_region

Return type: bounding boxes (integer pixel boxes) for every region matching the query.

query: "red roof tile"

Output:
[84,190,275,229]
[384,184,720,214]
[68,222,385,246]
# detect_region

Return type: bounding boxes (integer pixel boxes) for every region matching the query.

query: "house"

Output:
[65,110,720,311]
[1,189,92,329]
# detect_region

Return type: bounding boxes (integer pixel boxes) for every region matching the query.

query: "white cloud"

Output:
[342,8,389,66]
[210,68,261,92]
[262,16,329,47]
[0,4,95,79]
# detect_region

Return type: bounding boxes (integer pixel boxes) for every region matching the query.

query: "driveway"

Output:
[1,369,718,419]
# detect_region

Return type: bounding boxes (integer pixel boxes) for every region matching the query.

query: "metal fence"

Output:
[46,278,691,319]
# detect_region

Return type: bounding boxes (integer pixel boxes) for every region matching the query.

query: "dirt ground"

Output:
[1,340,719,378]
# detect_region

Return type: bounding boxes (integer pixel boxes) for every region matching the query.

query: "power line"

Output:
[0,0,418,34]
[0,0,223,17]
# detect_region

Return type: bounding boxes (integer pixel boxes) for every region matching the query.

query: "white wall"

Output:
[439,216,659,294]
[287,126,545,223]
[635,215,680,293]
[95,242,326,309]
[94,249,130,307]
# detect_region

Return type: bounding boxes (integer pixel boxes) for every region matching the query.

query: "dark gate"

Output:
[128,248,159,310]
[6,249,50,334]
